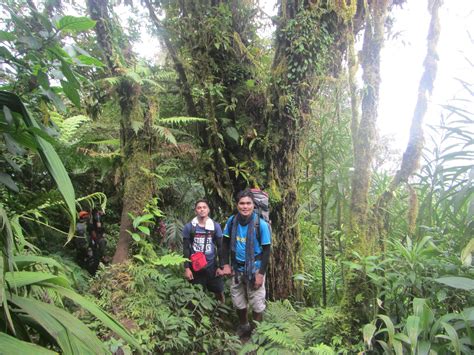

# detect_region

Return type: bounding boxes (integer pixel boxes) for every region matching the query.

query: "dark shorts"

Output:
[192,265,224,294]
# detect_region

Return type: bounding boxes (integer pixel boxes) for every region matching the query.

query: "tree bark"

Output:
[375,0,442,239]
[87,0,155,263]
[344,0,389,335]
[266,1,349,299]
[350,0,388,243]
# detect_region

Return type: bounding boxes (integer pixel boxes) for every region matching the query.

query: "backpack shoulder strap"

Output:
[254,216,261,246]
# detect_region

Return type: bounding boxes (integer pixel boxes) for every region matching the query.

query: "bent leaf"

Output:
[0,332,57,354]
[435,276,474,291]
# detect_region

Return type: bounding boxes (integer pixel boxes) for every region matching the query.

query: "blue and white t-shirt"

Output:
[223,213,271,272]
[182,218,222,268]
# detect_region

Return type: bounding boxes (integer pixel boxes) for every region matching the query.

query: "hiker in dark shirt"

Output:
[182,199,224,302]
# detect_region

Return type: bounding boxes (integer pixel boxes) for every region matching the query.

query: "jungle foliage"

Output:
[0,0,472,354]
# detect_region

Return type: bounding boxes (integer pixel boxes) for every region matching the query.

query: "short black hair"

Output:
[194,199,210,209]
[235,189,255,203]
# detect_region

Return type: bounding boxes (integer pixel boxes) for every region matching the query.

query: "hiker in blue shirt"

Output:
[182,199,224,302]
[219,189,272,338]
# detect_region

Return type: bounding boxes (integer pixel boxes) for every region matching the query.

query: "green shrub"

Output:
[89,258,241,354]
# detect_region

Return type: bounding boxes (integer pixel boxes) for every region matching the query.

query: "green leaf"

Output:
[42,88,66,113]
[461,239,474,267]
[131,233,141,242]
[0,172,19,192]
[13,255,65,271]
[0,92,76,239]
[0,30,15,42]
[88,139,120,146]
[0,332,57,354]
[56,16,96,32]
[50,285,142,354]
[9,294,106,354]
[363,323,376,347]
[225,126,240,143]
[378,314,396,345]
[5,271,71,288]
[406,315,420,352]
[60,60,80,89]
[434,276,474,291]
[61,80,81,107]
[131,120,143,134]
[18,36,41,49]
[77,54,104,67]
[245,79,255,88]
[152,253,188,267]
[440,321,461,355]
[157,116,207,125]
[417,340,431,355]
[37,71,50,89]
[137,226,150,236]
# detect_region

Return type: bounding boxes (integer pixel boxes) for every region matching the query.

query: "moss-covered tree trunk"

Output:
[374,0,442,243]
[88,0,155,263]
[344,0,389,334]
[266,1,350,299]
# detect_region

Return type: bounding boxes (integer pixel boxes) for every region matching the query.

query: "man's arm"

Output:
[254,220,271,288]
[258,244,271,275]
[182,224,193,280]
[183,238,192,268]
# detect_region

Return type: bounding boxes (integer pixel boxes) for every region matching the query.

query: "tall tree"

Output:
[265,1,353,298]
[344,0,390,333]
[87,0,156,263]
[145,0,356,298]
[375,0,442,241]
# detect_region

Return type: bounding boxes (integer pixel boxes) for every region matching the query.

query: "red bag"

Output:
[190,251,207,272]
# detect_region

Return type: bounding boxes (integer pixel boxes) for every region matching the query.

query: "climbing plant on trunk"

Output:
[87,0,156,263]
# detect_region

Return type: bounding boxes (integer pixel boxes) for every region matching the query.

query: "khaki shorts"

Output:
[230,274,266,313]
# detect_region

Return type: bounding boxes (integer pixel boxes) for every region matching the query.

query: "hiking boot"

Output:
[236,323,251,338]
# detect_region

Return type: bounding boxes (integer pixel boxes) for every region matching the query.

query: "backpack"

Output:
[250,188,271,227]
[230,188,271,245]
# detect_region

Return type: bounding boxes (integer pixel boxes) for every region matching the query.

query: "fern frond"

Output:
[96,76,121,87]
[59,115,91,144]
[260,323,303,351]
[76,192,107,212]
[153,70,177,82]
[151,253,188,267]
[124,70,142,84]
[265,300,298,323]
[303,344,336,355]
[153,125,177,146]
[87,139,121,146]
[238,342,259,355]
[157,116,207,126]
[142,78,163,90]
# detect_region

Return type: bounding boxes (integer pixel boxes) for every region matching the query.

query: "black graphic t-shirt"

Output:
[182,221,223,267]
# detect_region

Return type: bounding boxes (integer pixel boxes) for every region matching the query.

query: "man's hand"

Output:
[216,267,225,277]
[254,272,264,289]
[184,268,194,281]
[222,264,233,276]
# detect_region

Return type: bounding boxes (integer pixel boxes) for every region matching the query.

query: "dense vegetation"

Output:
[1,0,472,354]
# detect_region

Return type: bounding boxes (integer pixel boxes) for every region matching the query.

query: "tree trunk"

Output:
[344,0,389,335]
[374,0,442,242]
[266,1,351,300]
[88,0,156,263]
